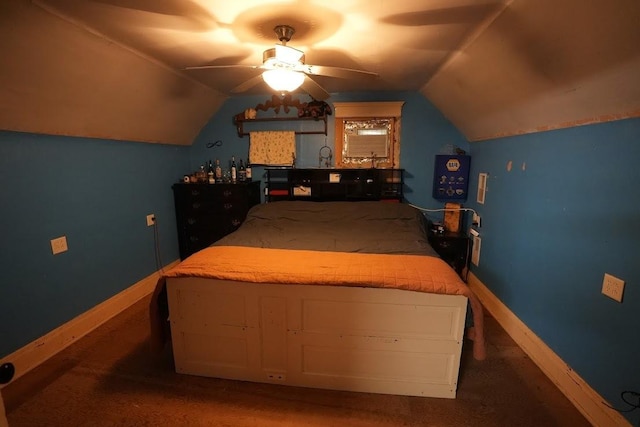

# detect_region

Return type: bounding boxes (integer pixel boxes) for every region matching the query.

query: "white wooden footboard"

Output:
[167,277,467,398]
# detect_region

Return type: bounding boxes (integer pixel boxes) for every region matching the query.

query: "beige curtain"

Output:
[249,131,296,166]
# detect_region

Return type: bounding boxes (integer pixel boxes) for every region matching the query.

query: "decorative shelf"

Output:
[233,94,331,137]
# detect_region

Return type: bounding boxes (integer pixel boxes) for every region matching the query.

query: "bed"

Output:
[150,201,485,399]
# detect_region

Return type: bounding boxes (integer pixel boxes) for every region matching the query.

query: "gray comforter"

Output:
[213,201,439,257]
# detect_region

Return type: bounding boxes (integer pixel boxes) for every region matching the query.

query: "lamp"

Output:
[262,69,305,93]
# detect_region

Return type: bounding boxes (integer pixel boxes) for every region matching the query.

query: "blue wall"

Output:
[0,131,187,356]
[188,91,470,208]
[465,118,640,425]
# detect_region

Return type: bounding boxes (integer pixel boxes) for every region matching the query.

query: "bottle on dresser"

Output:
[215,159,222,183]
[207,160,215,184]
[197,165,206,183]
[230,156,237,183]
[245,157,252,181]
[238,159,246,181]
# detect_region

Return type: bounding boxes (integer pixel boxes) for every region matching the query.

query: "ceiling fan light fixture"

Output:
[262,69,305,93]
[263,46,305,67]
[274,44,304,65]
[185,24,373,101]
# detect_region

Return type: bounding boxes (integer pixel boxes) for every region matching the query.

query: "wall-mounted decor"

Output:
[233,94,331,137]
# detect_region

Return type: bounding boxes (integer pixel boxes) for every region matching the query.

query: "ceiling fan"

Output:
[184,25,378,100]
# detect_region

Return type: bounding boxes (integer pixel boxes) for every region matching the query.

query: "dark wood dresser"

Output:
[172,181,261,260]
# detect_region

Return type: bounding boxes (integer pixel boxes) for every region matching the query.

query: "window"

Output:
[333,102,404,169]
[344,120,391,158]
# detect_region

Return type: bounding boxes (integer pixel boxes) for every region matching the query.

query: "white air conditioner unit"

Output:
[345,134,389,158]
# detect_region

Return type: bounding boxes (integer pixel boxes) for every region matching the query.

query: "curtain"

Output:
[249,131,296,166]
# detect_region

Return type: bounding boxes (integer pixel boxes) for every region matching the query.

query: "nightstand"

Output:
[428,230,471,279]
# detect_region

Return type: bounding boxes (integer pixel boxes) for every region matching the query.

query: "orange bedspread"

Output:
[150,246,486,360]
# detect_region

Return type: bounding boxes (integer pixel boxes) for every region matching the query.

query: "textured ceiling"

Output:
[35,0,509,94]
[1,0,638,144]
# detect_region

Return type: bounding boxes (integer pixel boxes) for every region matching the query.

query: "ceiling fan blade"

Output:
[302,64,378,80]
[231,75,265,94]
[300,76,330,100]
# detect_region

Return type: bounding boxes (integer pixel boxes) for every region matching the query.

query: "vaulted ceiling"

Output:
[1,0,638,145]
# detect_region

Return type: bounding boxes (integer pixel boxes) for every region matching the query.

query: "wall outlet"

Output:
[146,214,156,227]
[266,373,286,381]
[50,236,68,255]
[472,212,481,227]
[602,273,625,302]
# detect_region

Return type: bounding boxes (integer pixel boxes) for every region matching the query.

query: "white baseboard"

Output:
[0,260,179,386]
[467,272,630,427]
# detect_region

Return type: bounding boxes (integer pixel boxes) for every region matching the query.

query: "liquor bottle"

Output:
[214,159,222,183]
[245,158,252,180]
[197,165,206,183]
[238,159,246,181]
[230,156,237,183]
[207,160,214,184]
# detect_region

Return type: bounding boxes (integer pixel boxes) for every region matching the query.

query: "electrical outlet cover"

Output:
[51,236,68,255]
[602,273,624,302]
[471,236,481,266]
[477,173,487,204]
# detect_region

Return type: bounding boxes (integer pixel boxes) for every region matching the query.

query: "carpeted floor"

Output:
[3,296,591,427]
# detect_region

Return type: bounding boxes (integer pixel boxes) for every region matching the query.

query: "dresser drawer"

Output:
[180,186,251,201]
[176,187,250,214]
[182,227,230,256]
[180,198,250,216]
[182,213,245,233]
[172,181,261,260]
